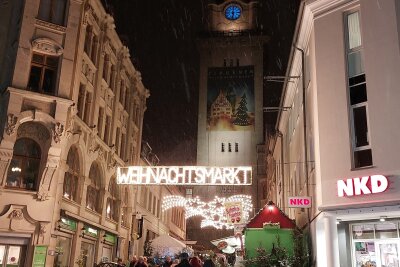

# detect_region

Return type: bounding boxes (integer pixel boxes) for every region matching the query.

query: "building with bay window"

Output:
[265,0,400,266]
[0,0,186,266]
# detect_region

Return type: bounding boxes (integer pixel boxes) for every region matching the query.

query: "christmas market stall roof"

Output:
[246,201,296,229]
[244,202,297,258]
[151,234,194,257]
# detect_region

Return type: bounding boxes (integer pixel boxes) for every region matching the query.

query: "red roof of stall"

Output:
[246,201,296,229]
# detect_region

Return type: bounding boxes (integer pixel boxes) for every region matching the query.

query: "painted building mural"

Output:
[207,66,255,131]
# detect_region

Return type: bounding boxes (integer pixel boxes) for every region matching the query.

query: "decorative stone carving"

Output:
[17,122,50,142]
[52,122,64,143]
[0,160,10,187]
[37,166,57,201]
[35,19,66,33]
[108,156,117,170]
[32,38,63,56]
[10,209,23,220]
[98,148,104,161]
[5,114,17,136]
[39,223,46,236]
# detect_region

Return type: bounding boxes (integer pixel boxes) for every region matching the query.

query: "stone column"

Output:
[316,213,340,267]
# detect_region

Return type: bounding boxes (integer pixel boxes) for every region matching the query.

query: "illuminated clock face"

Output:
[225,5,241,20]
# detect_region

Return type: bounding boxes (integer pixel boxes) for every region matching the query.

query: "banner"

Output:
[207,66,255,131]
[224,201,243,224]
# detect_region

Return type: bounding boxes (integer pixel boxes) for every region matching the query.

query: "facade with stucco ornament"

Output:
[0,0,185,266]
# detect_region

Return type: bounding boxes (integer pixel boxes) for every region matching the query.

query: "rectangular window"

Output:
[120,133,126,160]
[77,84,86,120]
[235,142,239,152]
[28,53,59,95]
[38,0,67,26]
[345,11,372,168]
[83,92,92,125]
[103,115,110,145]
[221,143,225,152]
[115,127,120,155]
[97,107,104,139]
[54,236,72,267]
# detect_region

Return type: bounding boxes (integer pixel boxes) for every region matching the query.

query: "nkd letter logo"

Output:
[337,175,388,197]
[288,197,311,208]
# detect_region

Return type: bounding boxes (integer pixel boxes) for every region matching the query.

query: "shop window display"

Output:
[352,222,400,267]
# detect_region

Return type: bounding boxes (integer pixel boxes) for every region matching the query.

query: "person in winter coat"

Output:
[176,253,191,267]
[189,256,202,267]
[162,256,173,267]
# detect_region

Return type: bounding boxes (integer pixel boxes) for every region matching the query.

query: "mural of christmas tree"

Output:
[233,93,251,126]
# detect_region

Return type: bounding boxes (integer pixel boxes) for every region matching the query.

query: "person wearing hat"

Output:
[176,253,191,267]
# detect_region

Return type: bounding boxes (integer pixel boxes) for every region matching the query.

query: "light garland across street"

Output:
[162,194,253,229]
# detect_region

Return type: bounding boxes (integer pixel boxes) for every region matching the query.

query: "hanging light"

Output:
[162,194,253,229]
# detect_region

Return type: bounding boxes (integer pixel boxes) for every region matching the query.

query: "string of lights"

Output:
[162,194,253,229]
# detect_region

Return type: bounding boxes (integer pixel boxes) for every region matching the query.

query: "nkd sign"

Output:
[117,166,252,186]
[288,197,311,208]
[337,175,388,197]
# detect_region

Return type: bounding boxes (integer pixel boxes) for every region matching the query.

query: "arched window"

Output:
[86,162,101,213]
[63,146,80,201]
[121,188,129,227]
[7,138,41,191]
[106,177,120,221]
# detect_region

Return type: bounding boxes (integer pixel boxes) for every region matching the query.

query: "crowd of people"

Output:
[119,252,231,267]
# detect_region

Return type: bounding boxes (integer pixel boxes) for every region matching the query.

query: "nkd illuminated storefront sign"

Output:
[117,166,252,185]
[337,175,388,197]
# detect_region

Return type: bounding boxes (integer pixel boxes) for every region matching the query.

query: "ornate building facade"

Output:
[0,0,185,266]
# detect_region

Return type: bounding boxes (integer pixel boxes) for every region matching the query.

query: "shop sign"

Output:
[337,175,388,197]
[32,245,47,267]
[84,226,98,238]
[117,166,252,185]
[224,202,243,224]
[104,233,116,244]
[288,197,311,208]
[59,217,77,231]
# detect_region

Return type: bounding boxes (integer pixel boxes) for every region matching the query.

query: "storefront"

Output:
[315,175,400,267]
[0,236,29,267]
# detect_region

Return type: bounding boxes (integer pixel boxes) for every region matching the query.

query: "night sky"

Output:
[107,0,299,165]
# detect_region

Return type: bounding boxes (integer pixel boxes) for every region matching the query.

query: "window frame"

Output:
[344,10,373,169]
[6,138,42,191]
[27,53,59,95]
[63,146,80,202]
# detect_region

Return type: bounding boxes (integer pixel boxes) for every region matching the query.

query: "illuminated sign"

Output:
[117,166,252,185]
[288,197,311,208]
[337,175,388,197]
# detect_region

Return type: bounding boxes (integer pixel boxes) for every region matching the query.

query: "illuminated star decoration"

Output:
[162,195,252,229]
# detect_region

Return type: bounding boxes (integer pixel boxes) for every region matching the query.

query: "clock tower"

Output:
[190,0,268,247]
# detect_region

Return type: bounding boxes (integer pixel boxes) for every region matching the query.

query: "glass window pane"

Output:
[354,242,376,267]
[347,12,362,49]
[0,245,5,264]
[353,224,375,239]
[375,223,398,239]
[81,242,95,267]
[354,149,373,168]
[38,0,51,21]
[54,236,71,267]
[353,106,369,147]
[348,50,364,77]
[28,66,42,92]
[7,246,21,265]
[379,243,400,267]
[350,83,368,105]
[32,54,44,64]
[51,0,67,25]
[43,68,56,95]
[23,158,40,190]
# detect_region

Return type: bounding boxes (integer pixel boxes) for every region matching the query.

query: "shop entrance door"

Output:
[376,241,400,267]
[0,245,26,267]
